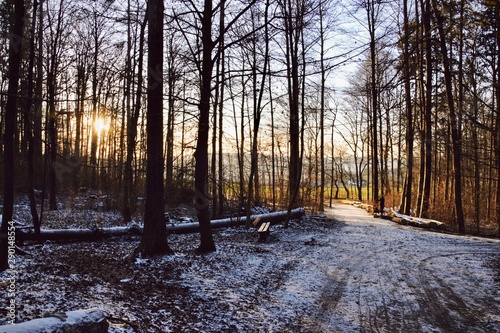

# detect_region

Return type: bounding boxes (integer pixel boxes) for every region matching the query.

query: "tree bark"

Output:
[136,0,172,256]
[195,0,217,253]
[319,1,326,212]
[282,0,302,208]
[431,0,465,233]
[400,0,413,215]
[246,1,270,226]
[123,11,147,223]
[419,0,433,218]
[367,0,379,205]
[1,0,25,271]
[495,0,500,236]
[24,0,41,235]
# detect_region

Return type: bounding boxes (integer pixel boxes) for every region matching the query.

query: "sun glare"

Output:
[94,118,109,133]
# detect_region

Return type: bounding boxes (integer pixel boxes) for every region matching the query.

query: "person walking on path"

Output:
[379,196,385,216]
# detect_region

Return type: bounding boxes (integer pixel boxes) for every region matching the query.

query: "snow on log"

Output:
[388,209,446,230]
[0,309,108,333]
[17,208,306,241]
[168,208,306,234]
[17,225,143,242]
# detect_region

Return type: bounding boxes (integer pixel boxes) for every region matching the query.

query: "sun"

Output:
[94,118,109,133]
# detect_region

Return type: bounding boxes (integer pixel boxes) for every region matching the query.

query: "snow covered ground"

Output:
[1,202,500,332]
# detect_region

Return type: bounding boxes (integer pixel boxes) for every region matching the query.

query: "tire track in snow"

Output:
[299,204,500,333]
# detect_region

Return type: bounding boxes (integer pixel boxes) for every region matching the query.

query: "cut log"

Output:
[388,209,446,230]
[17,225,143,242]
[17,208,306,242]
[0,309,108,333]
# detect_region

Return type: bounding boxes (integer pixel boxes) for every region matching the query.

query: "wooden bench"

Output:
[258,221,271,241]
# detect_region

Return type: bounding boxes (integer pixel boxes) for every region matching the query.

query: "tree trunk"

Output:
[1,0,25,272]
[123,11,146,222]
[166,34,176,202]
[34,0,43,188]
[90,12,99,190]
[367,0,379,205]
[431,0,465,233]
[47,0,66,211]
[419,0,432,219]
[246,2,270,226]
[282,0,301,208]
[195,0,217,253]
[24,0,41,235]
[399,0,414,216]
[136,0,172,256]
[495,0,500,236]
[319,1,326,212]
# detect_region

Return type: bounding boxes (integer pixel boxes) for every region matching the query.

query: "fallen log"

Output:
[388,209,446,230]
[17,225,143,242]
[0,309,108,333]
[17,208,306,242]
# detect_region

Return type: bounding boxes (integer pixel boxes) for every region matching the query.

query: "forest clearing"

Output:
[1,201,499,332]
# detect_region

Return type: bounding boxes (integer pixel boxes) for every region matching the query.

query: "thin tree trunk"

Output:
[24,0,41,235]
[216,1,226,217]
[419,0,432,218]
[217,55,225,217]
[195,0,217,253]
[400,0,414,216]
[246,1,270,226]
[270,71,276,210]
[367,0,379,205]
[282,0,301,208]
[47,0,65,211]
[495,0,500,236]
[166,34,177,202]
[126,11,146,221]
[319,1,326,212]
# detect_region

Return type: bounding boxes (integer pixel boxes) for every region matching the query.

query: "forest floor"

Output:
[1,201,500,332]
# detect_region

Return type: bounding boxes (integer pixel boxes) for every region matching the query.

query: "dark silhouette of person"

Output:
[379,196,385,216]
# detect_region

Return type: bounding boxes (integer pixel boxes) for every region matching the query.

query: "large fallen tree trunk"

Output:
[0,309,108,333]
[17,208,306,242]
[387,209,447,230]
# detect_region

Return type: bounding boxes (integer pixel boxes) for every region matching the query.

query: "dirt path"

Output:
[255,203,500,333]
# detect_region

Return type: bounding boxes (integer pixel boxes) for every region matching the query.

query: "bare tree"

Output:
[23,0,42,234]
[1,0,25,272]
[123,6,147,222]
[176,0,256,252]
[136,0,172,256]
[399,0,414,216]
[431,0,465,233]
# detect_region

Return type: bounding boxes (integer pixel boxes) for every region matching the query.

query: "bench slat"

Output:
[252,216,262,228]
[258,222,270,233]
[258,222,270,241]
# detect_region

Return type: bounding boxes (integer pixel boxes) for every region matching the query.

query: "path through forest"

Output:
[246,203,500,332]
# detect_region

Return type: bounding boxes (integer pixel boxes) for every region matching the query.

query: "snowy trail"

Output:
[258,203,500,333]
